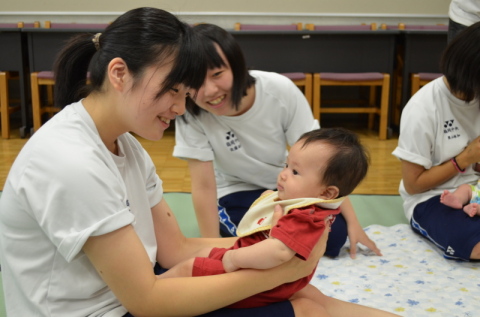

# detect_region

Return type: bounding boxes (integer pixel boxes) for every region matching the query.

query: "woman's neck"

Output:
[82,93,123,154]
[234,85,256,116]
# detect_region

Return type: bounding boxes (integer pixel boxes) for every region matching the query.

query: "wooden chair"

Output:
[30,22,108,133]
[306,23,390,140]
[30,71,57,133]
[411,72,442,96]
[233,23,312,106]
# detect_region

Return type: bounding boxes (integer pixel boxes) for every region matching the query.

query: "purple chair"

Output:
[233,23,312,106]
[305,23,390,140]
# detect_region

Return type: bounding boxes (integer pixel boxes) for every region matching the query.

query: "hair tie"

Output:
[92,33,102,51]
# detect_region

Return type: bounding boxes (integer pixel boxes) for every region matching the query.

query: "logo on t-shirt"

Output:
[443,119,460,140]
[225,131,241,152]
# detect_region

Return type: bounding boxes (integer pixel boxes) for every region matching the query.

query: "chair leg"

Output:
[411,74,420,96]
[0,72,10,139]
[368,86,376,130]
[312,73,321,122]
[378,74,390,140]
[31,72,42,133]
[304,73,313,108]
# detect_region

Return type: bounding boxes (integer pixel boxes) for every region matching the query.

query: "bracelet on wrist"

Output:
[451,157,466,173]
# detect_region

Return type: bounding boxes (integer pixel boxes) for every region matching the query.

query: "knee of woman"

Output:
[470,242,480,260]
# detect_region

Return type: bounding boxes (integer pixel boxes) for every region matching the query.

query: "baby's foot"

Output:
[464,203,480,217]
[440,190,463,209]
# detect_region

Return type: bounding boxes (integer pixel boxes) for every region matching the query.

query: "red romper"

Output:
[192,194,342,308]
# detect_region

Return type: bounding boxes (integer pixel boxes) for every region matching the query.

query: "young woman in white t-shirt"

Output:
[174,23,382,260]
[393,21,480,261]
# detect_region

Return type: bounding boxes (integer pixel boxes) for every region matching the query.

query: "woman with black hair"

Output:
[174,23,381,260]
[0,8,325,317]
[393,21,480,261]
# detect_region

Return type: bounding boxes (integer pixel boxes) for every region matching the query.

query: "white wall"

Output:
[0,0,451,29]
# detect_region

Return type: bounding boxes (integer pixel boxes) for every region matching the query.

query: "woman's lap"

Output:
[123,265,295,317]
[412,195,480,261]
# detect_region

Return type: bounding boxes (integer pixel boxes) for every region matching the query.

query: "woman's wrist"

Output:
[451,156,466,173]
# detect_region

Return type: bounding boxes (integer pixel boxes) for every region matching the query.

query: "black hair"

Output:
[299,128,370,197]
[441,21,480,102]
[53,7,207,108]
[185,23,256,116]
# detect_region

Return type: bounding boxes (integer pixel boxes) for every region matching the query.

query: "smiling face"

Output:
[277,139,337,201]
[194,45,238,116]
[124,62,193,141]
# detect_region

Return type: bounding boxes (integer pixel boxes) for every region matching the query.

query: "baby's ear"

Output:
[320,185,340,200]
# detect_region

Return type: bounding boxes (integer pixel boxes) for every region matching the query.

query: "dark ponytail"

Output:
[54,7,207,107]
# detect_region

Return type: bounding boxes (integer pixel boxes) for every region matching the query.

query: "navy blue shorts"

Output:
[411,195,480,261]
[218,189,347,257]
[123,264,294,317]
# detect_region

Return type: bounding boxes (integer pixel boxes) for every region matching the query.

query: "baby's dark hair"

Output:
[299,128,369,197]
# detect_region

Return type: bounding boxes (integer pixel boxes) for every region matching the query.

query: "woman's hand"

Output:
[456,136,480,170]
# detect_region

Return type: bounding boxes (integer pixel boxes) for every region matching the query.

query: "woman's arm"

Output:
[402,136,480,195]
[153,198,235,269]
[83,204,327,317]
[222,237,296,272]
[340,197,382,259]
[188,159,220,238]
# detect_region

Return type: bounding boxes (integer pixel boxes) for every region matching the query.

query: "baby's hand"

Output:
[222,250,240,273]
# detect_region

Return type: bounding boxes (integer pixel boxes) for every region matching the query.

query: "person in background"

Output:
[393,21,480,261]
[163,128,400,317]
[0,7,327,317]
[448,0,480,42]
[173,23,381,259]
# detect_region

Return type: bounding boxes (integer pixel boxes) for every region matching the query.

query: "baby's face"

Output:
[276,140,334,200]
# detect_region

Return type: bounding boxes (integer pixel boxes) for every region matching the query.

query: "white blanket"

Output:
[310,224,480,317]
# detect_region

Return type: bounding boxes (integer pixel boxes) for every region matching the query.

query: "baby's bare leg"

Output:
[463,203,480,217]
[440,185,473,209]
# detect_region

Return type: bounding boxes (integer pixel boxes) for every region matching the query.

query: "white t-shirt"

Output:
[0,101,163,316]
[174,70,319,198]
[392,77,480,220]
[449,0,480,26]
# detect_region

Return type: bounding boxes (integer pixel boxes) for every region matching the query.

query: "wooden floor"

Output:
[0,121,402,195]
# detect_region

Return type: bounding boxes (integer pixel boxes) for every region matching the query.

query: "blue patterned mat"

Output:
[310,224,480,317]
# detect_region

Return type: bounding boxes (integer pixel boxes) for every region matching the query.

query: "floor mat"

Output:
[310,224,480,316]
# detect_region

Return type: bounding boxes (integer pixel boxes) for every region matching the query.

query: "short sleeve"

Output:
[270,207,326,260]
[20,141,134,263]
[173,113,215,161]
[392,97,437,169]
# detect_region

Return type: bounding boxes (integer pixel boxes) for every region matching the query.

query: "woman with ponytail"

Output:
[0,7,325,317]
